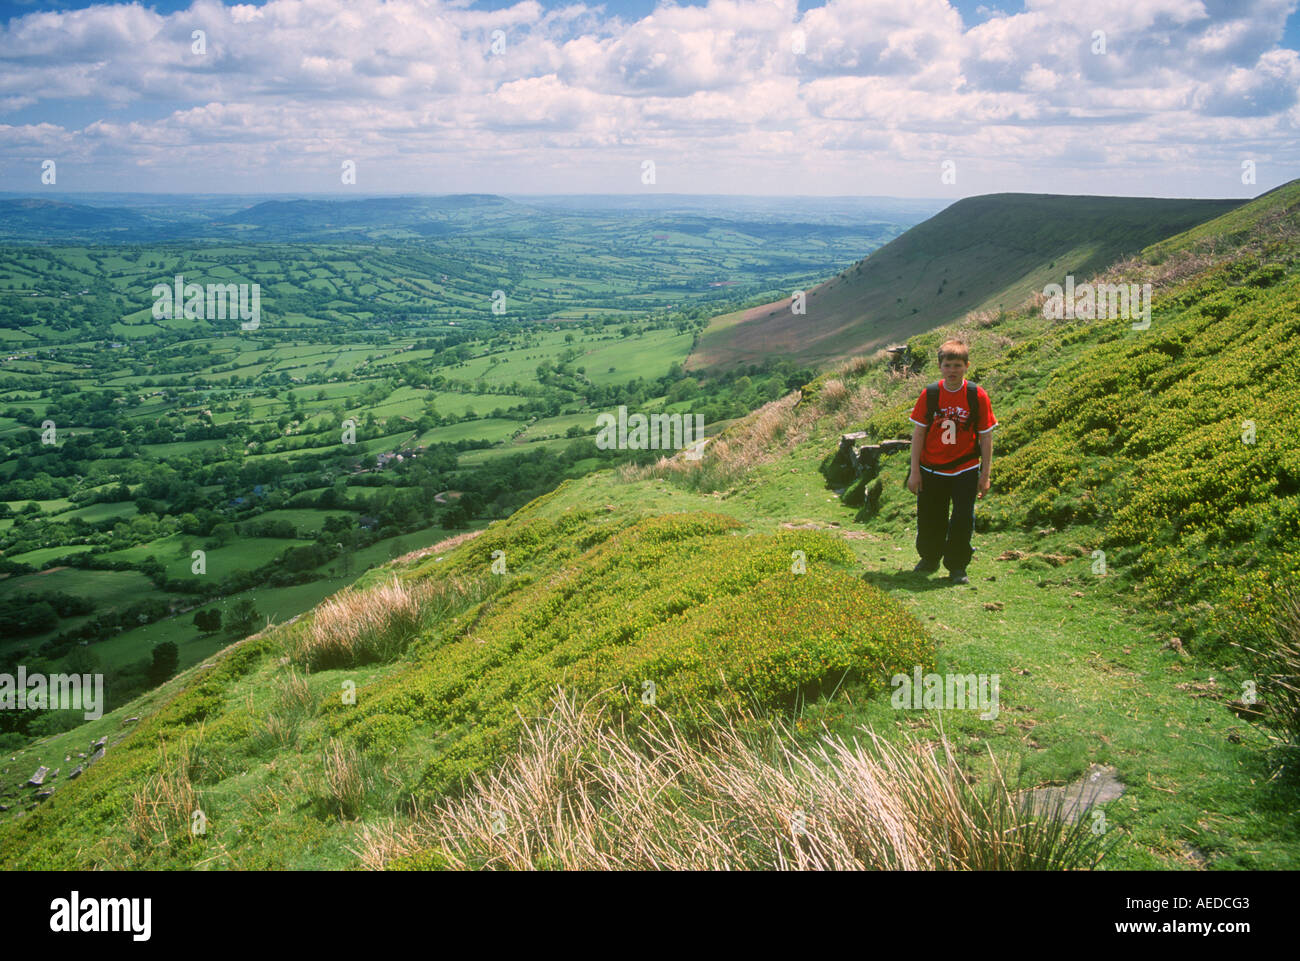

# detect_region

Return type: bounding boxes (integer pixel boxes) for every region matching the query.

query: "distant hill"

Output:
[0,192,937,247]
[688,193,1244,370]
[0,199,163,240]
[214,194,530,238]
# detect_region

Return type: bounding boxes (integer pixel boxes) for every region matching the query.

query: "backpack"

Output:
[923,380,981,471]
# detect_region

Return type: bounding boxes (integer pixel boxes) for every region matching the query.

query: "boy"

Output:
[905,340,998,585]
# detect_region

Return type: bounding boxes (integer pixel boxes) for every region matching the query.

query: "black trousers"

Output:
[915,467,978,573]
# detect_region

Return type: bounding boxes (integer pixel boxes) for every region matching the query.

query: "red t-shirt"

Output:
[908,379,998,475]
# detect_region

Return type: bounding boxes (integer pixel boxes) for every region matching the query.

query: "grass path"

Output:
[530,446,1297,869]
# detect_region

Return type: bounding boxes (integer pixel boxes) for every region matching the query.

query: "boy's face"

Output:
[940,356,969,382]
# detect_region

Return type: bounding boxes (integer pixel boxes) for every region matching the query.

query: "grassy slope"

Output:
[688,193,1241,371]
[3,184,1298,870]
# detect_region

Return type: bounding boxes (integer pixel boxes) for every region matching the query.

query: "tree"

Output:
[227,598,261,636]
[193,608,222,634]
[147,641,179,686]
[65,646,100,675]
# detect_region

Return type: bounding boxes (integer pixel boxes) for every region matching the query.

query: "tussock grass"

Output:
[315,739,366,820]
[275,667,318,719]
[356,690,1105,871]
[286,575,485,671]
[129,739,202,852]
[831,354,875,379]
[1235,589,1300,758]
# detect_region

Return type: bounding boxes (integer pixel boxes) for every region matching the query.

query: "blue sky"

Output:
[1,0,1297,197]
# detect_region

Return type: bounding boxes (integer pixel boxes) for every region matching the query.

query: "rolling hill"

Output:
[688,192,1243,370]
[2,182,1298,870]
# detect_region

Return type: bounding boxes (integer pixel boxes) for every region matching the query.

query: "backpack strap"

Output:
[927,381,981,433]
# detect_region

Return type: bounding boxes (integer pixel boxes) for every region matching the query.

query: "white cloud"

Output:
[0,0,1294,195]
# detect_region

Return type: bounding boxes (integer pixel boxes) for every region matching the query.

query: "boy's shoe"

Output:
[913,559,940,574]
[948,569,970,584]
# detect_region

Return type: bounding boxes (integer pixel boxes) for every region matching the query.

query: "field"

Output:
[0,197,927,717]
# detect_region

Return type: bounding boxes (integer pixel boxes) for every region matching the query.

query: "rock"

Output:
[34,790,52,800]
[124,717,139,724]
[1020,764,1125,823]
[92,737,107,749]
[865,478,883,512]
[27,766,48,787]
[68,766,83,780]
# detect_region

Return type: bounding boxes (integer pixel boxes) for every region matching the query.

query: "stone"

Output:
[27,766,48,787]
[1020,764,1125,823]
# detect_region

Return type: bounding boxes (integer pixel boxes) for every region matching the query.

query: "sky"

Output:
[0,0,1297,198]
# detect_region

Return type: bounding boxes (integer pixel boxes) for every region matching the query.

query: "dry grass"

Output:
[819,378,851,411]
[128,739,201,851]
[285,575,482,671]
[634,366,889,492]
[831,354,875,379]
[966,308,1001,329]
[393,529,484,566]
[317,739,366,820]
[354,690,1105,871]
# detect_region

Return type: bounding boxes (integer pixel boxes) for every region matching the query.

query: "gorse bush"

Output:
[977,256,1300,651]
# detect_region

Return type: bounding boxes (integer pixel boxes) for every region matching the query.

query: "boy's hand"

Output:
[907,471,922,494]
[977,475,991,499]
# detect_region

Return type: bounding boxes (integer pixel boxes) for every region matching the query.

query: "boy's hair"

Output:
[937,339,969,365]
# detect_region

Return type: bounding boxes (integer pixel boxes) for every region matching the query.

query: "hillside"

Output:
[687,193,1242,371]
[3,183,1298,870]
